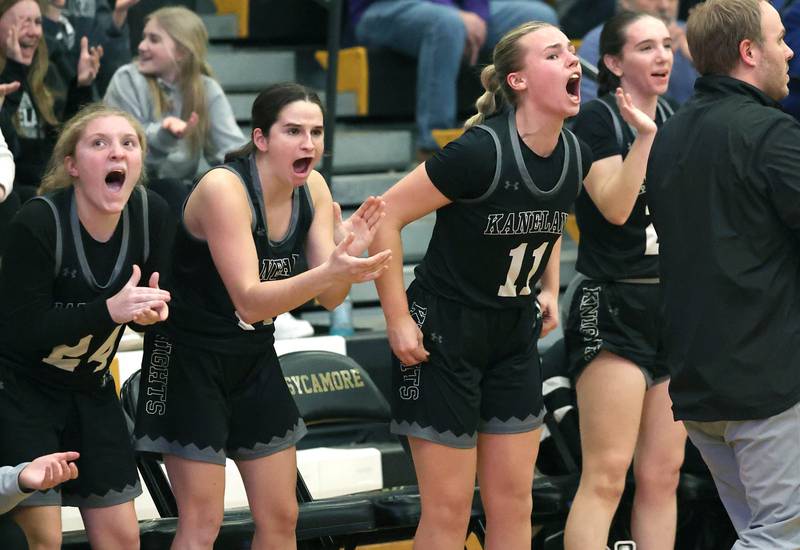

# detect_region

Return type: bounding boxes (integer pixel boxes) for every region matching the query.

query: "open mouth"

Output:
[293,157,313,175]
[566,73,580,102]
[105,169,126,192]
[19,41,37,55]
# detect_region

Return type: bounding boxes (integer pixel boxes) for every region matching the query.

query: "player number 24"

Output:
[498,242,550,297]
[43,326,123,372]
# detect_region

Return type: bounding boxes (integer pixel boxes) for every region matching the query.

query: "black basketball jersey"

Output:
[165,154,313,353]
[574,94,674,280]
[0,186,151,388]
[414,109,583,309]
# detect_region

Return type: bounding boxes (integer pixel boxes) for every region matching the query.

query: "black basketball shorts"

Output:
[134,331,306,465]
[390,282,546,449]
[0,365,141,508]
[563,276,669,386]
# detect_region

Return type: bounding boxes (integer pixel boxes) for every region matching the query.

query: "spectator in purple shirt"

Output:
[349,0,558,159]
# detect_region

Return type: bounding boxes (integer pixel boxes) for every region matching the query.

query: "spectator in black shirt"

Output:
[646,1,800,547]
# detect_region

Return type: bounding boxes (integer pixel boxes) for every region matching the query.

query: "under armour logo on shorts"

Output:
[429,333,443,344]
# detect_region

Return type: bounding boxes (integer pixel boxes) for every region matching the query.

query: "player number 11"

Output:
[498,242,549,297]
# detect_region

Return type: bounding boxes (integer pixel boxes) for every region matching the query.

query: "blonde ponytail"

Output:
[464,64,502,129]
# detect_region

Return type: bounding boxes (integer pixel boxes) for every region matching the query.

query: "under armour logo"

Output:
[430,333,443,344]
[61,267,77,278]
[256,228,267,237]
[504,180,519,191]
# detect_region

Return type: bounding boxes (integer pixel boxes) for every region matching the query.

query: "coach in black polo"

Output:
[646,0,800,547]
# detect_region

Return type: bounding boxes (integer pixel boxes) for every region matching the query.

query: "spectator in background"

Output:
[773,0,800,118]
[349,0,559,159]
[557,0,615,39]
[42,0,137,96]
[0,0,101,257]
[0,111,16,256]
[579,0,699,104]
[0,0,100,192]
[105,6,246,213]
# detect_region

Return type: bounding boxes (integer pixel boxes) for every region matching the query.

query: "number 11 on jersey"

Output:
[498,242,550,297]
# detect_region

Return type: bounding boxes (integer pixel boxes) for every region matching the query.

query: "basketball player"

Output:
[0,103,173,549]
[369,21,592,550]
[562,11,687,550]
[134,82,392,549]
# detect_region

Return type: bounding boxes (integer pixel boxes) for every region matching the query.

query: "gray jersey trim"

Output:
[70,191,130,291]
[182,164,257,244]
[508,109,571,198]
[479,408,546,434]
[463,124,503,204]
[229,419,307,461]
[598,95,674,150]
[564,128,584,197]
[136,186,150,263]
[18,480,142,509]
[597,97,624,150]
[135,434,227,466]
[391,419,477,449]
[222,162,258,232]
[247,154,303,247]
[32,196,63,277]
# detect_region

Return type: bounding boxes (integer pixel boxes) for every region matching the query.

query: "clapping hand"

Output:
[333,196,386,257]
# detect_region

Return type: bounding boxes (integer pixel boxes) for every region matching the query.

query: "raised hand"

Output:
[615,87,657,136]
[77,36,103,87]
[4,23,23,65]
[0,81,21,109]
[326,233,392,284]
[18,451,80,492]
[106,264,171,324]
[162,112,199,138]
[459,10,486,65]
[132,271,170,326]
[387,314,429,367]
[333,196,386,257]
[112,0,141,29]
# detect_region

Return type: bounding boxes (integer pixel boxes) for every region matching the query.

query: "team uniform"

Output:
[0,186,171,508]
[134,154,308,465]
[392,109,591,448]
[564,94,675,386]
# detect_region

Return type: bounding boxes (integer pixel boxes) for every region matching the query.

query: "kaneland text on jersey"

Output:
[484,210,568,236]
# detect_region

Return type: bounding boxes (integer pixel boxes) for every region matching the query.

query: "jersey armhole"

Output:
[462,125,502,204]
[656,97,675,120]
[30,196,62,278]
[596,97,624,151]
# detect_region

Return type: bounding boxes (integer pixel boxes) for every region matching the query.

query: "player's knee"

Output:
[178,506,223,545]
[22,523,62,550]
[582,453,631,503]
[634,458,681,498]
[484,486,532,524]
[254,499,299,535]
[107,521,140,550]
[422,494,472,534]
